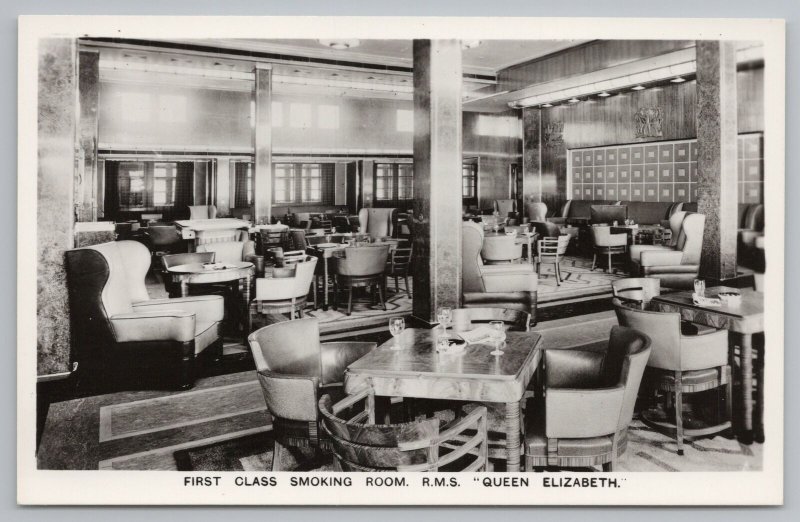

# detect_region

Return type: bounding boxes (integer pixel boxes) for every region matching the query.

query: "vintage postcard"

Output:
[18,15,784,505]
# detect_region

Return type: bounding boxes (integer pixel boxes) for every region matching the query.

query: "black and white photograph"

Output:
[17,15,784,505]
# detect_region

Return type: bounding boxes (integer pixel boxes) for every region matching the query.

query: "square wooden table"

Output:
[651,286,764,443]
[344,328,542,471]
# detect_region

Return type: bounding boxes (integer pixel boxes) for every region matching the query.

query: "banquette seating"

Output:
[549,200,684,226]
[358,207,398,238]
[65,240,224,390]
[461,221,538,323]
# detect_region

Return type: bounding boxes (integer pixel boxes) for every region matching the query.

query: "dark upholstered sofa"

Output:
[549,200,684,226]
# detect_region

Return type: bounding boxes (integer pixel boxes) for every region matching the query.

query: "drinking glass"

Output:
[436,335,451,353]
[389,317,406,349]
[324,234,332,243]
[694,279,706,297]
[437,307,452,336]
[489,320,506,356]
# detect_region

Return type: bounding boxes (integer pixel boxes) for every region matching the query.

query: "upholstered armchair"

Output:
[628,212,705,289]
[197,239,264,276]
[524,326,651,471]
[493,199,517,220]
[65,241,224,390]
[461,221,538,323]
[481,234,523,264]
[590,225,628,273]
[614,301,732,455]
[250,256,318,323]
[358,208,397,238]
[247,318,376,470]
[526,202,547,222]
[188,205,217,220]
[611,277,662,309]
[332,245,391,315]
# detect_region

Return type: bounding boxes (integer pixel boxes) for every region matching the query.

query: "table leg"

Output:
[739,333,754,444]
[323,255,330,311]
[180,279,189,298]
[504,401,521,472]
[242,273,252,345]
[528,237,533,265]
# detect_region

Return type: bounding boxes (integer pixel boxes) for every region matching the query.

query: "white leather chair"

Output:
[250,256,318,321]
[358,208,397,238]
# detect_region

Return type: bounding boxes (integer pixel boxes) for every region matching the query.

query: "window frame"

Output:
[462,158,479,206]
[271,162,334,206]
[374,162,414,205]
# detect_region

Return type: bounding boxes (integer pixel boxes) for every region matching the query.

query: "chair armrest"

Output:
[254,277,298,300]
[481,272,538,293]
[680,329,729,371]
[680,321,718,336]
[257,370,320,422]
[547,217,567,225]
[545,386,625,438]
[320,342,377,385]
[133,295,224,323]
[639,249,684,267]
[110,310,195,343]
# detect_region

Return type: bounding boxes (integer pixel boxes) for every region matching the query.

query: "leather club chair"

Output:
[250,256,318,325]
[524,326,652,471]
[65,240,224,390]
[629,212,705,290]
[614,300,732,455]
[188,204,218,220]
[247,318,376,470]
[461,221,538,324]
[481,234,523,264]
[526,202,547,222]
[358,207,397,238]
[590,225,628,273]
[332,245,391,316]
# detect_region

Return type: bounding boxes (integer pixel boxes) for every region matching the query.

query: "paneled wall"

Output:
[463,110,522,209]
[525,67,764,212]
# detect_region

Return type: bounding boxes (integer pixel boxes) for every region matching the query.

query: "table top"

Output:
[652,286,763,319]
[174,218,251,231]
[166,261,254,275]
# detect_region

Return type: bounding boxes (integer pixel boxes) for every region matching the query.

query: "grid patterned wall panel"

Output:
[570,134,763,204]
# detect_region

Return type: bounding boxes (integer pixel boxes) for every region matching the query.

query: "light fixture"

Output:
[597,91,611,97]
[632,85,646,91]
[670,76,686,83]
[462,40,482,49]
[541,103,553,108]
[568,97,580,103]
[317,39,361,50]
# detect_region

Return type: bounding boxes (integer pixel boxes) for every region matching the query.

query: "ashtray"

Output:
[435,337,467,355]
[718,291,742,306]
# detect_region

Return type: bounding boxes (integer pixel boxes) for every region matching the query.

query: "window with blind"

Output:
[105,160,195,219]
[233,162,254,208]
[375,163,414,204]
[462,162,478,204]
[272,163,334,205]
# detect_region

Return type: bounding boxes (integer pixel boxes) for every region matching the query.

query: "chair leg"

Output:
[378,281,386,311]
[675,372,684,456]
[347,286,353,316]
[272,440,285,471]
[607,251,612,273]
[591,253,597,271]
[404,275,411,297]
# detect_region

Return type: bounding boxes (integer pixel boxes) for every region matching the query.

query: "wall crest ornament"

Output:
[543,121,564,148]
[634,107,663,138]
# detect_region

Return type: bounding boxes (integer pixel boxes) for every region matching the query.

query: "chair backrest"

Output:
[674,212,705,264]
[537,235,569,258]
[358,208,397,238]
[613,299,682,371]
[188,205,217,220]
[493,199,516,217]
[526,202,547,222]
[590,204,627,225]
[611,277,661,308]
[388,246,413,274]
[531,221,561,238]
[289,229,308,250]
[335,245,390,277]
[197,240,253,263]
[481,235,522,262]
[590,225,626,247]
[319,387,488,472]
[256,256,318,300]
[451,307,530,332]
[461,221,486,293]
[606,326,652,432]
[742,204,765,231]
[259,228,288,249]
[162,252,215,270]
[147,224,181,247]
[248,317,323,377]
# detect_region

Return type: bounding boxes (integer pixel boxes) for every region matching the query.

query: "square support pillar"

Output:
[696,40,739,282]
[522,107,543,204]
[253,64,272,223]
[76,49,99,222]
[411,40,463,323]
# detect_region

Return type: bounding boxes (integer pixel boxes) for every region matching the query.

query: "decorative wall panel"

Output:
[570,133,763,203]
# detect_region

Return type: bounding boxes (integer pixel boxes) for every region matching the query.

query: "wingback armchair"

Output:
[524,326,651,471]
[188,205,217,220]
[247,318,376,470]
[358,208,397,238]
[65,241,224,390]
[628,212,705,289]
[493,199,517,219]
[462,221,538,324]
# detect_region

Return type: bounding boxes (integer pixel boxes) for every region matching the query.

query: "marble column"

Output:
[695,40,739,282]
[253,64,273,223]
[521,107,542,203]
[411,40,463,323]
[38,38,77,377]
[76,49,99,222]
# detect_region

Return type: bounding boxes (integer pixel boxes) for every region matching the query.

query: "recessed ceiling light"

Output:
[568,97,580,103]
[541,103,553,108]
[318,39,360,50]
[597,91,611,97]
[462,40,482,50]
[632,85,646,91]
[293,69,302,73]
[670,77,686,83]
[366,76,376,80]
[331,73,339,77]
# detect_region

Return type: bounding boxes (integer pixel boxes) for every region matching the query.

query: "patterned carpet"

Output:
[536,255,627,303]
